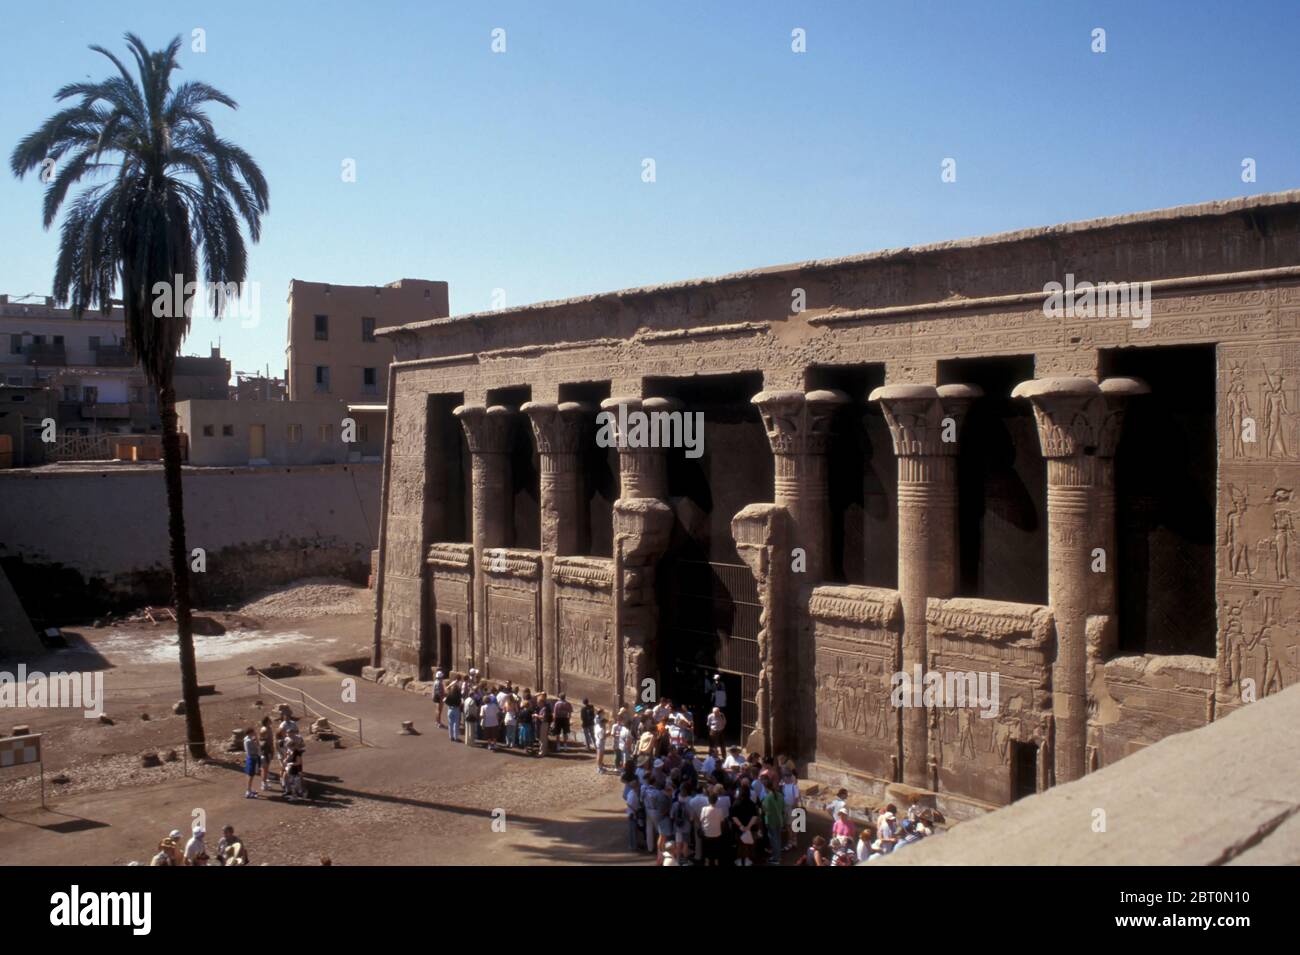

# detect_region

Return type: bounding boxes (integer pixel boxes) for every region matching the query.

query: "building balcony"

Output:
[80,401,132,418]
[23,344,66,366]
[94,345,135,367]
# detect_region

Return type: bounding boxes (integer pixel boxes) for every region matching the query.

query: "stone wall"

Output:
[374,191,1300,813]
[0,463,380,623]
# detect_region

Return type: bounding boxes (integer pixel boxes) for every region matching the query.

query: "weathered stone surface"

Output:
[877,683,1300,865]
[373,191,1300,811]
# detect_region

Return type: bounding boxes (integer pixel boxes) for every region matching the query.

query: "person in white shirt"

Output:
[706,706,727,756]
[723,747,746,771]
[480,694,500,751]
[593,712,608,774]
[183,827,207,865]
[698,791,726,865]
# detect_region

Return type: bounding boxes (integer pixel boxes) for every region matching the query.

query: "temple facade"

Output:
[373,192,1300,815]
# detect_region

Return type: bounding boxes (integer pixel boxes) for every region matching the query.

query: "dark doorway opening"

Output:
[438,623,453,674]
[487,386,539,550]
[646,372,769,744]
[806,363,896,588]
[939,355,1046,605]
[1101,345,1216,656]
[1011,741,1038,802]
[426,394,469,543]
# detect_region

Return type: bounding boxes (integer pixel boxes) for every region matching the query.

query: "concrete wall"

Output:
[0,463,381,624]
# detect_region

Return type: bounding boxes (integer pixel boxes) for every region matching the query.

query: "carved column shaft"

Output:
[455,404,516,670]
[752,389,846,763]
[602,396,675,706]
[1013,376,1145,785]
[525,401,591,693]
[872,383,979,788]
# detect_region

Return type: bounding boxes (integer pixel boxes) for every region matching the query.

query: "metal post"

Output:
[358,719,363,746]
[40,760,45,809]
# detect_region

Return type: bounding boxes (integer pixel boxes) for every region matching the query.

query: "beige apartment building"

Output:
[285,279,450,444]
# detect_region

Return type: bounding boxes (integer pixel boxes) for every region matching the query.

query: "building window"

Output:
[129,386,145,403]
[31,335,44,346]
[362,367,378,394]
[315,365,330,393]
[314,314,329,341]
[89,336,100,351]
[319,423,334,443]
[288,423,303,444]
[359,423,370,443]
[6,376,23,385]
[62,385,79,401]
[9,335,21,355]
[53,335,64,346]
[202,424,215,437]
[83,386,98,404]
[361,317,376,342]
[222,424,234,437]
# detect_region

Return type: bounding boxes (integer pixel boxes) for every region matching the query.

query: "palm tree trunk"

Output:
[159,381,206,759]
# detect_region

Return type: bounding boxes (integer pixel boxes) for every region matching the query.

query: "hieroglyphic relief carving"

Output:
[557,598,614,683]
[486,587,537,664]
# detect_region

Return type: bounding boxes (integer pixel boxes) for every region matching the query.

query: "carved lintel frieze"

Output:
[480,548,542,579]
[553,555,615,591]
[426,541,474,572]
[809,584,903,630]
[925,596,1055,647]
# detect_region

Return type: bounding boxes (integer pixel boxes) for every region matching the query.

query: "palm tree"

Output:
[11,34,269,758]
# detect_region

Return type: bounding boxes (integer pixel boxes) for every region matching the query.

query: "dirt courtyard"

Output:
[0,582,646,866]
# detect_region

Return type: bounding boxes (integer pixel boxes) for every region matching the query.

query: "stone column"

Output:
[601,395,674,706]
[454,403,515,670]
[1087,377,1148,769]
[601,396,678,500]
[751,389,847,758]
[1012,376,1141,785]
[524,400,592,693]
[870,383,980,787]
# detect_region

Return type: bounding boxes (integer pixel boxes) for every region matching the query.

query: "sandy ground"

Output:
[0,583,648,866]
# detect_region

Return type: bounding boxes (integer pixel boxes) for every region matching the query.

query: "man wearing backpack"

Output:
[462,693,480,748]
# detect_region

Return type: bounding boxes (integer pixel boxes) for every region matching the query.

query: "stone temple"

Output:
[372,191,1300,816]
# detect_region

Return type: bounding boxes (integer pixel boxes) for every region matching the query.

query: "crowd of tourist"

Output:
[240,709,309,801]
[431,668,945,865]
[432,668,606,757]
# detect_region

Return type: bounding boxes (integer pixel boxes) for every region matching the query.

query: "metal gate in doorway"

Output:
[660,559,761,744]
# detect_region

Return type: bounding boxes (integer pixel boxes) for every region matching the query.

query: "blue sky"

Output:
[2,0,1299,380]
